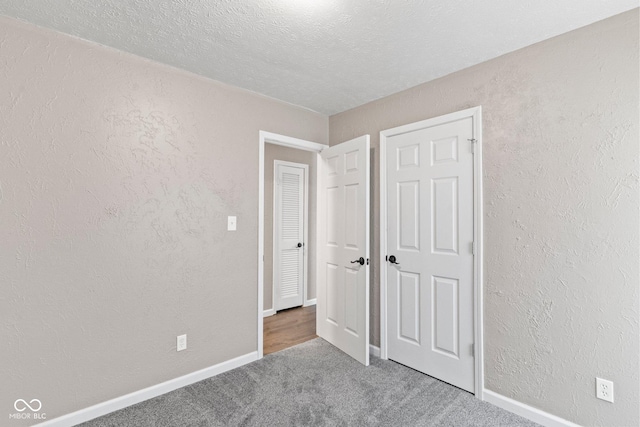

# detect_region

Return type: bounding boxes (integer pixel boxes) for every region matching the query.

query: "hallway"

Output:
[263,305,316,355]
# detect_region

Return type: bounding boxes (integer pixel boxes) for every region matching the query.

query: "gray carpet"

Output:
[80,338,539,426]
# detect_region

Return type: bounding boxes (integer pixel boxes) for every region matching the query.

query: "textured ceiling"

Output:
[0,0,637,114]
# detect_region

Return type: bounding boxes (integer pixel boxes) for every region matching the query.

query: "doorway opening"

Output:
[258,131,371,364]
[258,132,327,358]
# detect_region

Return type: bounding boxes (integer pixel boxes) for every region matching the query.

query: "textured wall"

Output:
[329,10,639,427]
[264,144,317,311]
[0,16,327,424]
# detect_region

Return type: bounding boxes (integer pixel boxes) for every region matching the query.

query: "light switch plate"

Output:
[177,334,187,352]
[227,216,237,231]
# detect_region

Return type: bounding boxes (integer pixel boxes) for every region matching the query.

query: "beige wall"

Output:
[330,9,639,427]
[0,16,327,424]
[2,8,638,427]
[264,144,317,311]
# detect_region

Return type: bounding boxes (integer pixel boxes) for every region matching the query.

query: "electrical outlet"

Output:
[177,334,187,352]
[596,377,614,403]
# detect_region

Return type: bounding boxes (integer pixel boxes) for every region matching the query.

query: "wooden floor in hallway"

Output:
[264,305,317,355]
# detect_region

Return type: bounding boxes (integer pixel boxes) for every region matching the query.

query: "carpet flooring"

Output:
[80,338,539,426]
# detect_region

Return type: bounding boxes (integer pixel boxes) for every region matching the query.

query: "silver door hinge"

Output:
[468,138,477,154]
[470,241,476,255]
[471,343,475,356]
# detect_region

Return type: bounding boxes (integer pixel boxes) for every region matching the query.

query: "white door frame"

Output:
[272,159,309,313]
[258,131,328,359]
[379,106,484,399]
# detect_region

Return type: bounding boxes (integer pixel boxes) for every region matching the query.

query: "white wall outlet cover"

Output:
[227,216,237,231]
[177,334,187,352]
[596,377,614,403]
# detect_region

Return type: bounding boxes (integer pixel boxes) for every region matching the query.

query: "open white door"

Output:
[317,135,370,366]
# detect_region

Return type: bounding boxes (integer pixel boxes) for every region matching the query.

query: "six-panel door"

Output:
[386,117,475,392]
[317,135,370,366]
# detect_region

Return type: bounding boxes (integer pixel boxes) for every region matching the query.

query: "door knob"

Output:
[350,257,365,266]
[387,255,400,265]
[297,242,303,248]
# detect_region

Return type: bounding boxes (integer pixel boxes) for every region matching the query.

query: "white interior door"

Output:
[385,116,475,391]
[317,135,370,366]
[274,162,306,311]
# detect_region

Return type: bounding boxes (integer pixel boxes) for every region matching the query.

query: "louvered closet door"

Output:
[274,162,306,311]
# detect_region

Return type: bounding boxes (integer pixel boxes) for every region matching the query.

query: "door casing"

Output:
[379,106,484,399]
[258,131,328,359]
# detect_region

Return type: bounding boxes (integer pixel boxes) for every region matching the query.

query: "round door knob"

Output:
[297,242,303,248]
[388,255,400,265]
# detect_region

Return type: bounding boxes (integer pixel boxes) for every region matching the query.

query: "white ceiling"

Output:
[0,0,637,115]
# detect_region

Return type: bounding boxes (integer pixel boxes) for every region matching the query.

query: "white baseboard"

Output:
[303,298,317,307]
[369,344,381,358]
[483,389,580,427]
[36,351,258,427]
[263,308,276,317]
